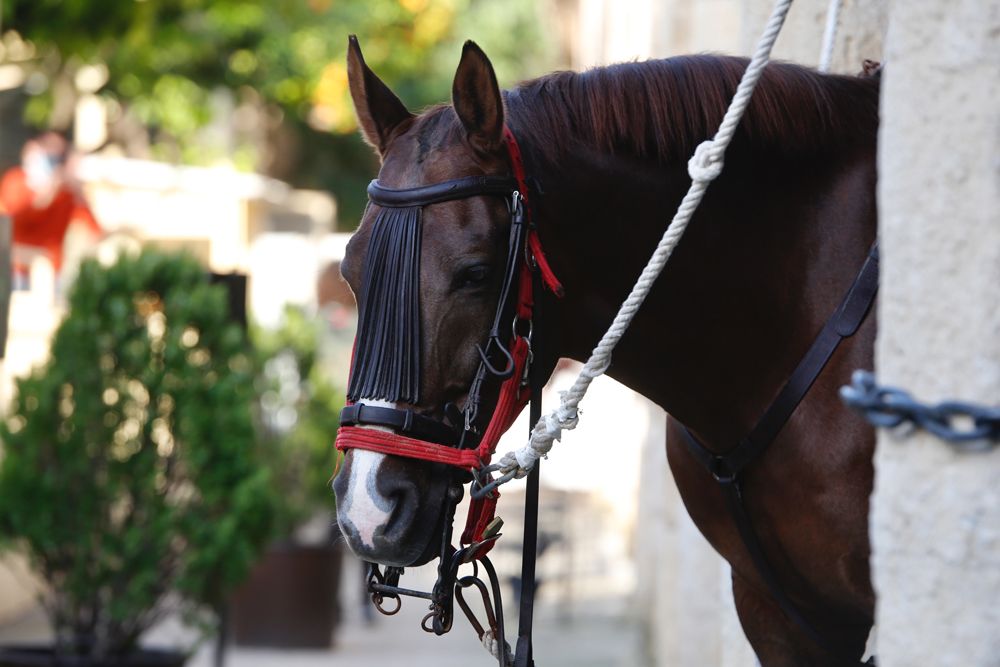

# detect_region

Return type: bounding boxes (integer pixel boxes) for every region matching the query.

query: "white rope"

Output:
[482,629,513,667]
[493,0,795,481]
[817,0,843,73]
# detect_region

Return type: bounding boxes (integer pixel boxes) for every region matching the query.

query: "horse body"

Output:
[511,60,879,664]
[335,40,880,666]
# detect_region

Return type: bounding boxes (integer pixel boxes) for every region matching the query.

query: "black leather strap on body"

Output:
[514,269,545,667]
[340,403,459,447]
[513,432,540,667]
[682,243,880,483]
[677,243,880,667]
[368,176,518,208]
[679,427,873,666]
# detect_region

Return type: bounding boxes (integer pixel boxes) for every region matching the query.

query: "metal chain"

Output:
[840,371,1000,450]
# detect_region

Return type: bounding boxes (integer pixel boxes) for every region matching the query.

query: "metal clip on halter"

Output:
[471,464,519,500]
[513,317,534,389]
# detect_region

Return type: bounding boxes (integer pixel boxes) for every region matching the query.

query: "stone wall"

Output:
[873,0,1000,664]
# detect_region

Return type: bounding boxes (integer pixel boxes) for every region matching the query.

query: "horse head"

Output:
[333,37,523,567]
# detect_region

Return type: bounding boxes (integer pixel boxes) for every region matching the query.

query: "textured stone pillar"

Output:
[741,0,887,73]
[874,0,1000,664]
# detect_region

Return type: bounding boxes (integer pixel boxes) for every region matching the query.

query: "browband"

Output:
[367,175,518,208]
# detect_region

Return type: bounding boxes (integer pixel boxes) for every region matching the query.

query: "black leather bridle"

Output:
[336,134,552,666]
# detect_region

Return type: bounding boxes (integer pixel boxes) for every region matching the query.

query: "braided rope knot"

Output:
[499,404,580,475]
[688,140,725,182]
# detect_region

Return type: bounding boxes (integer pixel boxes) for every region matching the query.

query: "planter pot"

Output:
[228,543,342,648]
[0,645,186,667]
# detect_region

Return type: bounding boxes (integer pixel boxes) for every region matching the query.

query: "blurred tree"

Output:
[0,0,555,227]
[252,304,344,539]
[0,250,275,660]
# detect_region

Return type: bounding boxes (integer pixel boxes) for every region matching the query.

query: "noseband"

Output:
[335,127,561,663]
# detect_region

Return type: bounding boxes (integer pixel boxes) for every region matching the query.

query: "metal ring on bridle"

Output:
[512,317,533,344]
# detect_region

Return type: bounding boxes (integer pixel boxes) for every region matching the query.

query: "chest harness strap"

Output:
[677,242,879,666]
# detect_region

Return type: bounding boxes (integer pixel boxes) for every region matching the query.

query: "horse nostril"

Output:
[375,474,419,538]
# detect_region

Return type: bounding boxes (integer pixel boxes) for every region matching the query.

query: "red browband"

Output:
[335,125,560,556]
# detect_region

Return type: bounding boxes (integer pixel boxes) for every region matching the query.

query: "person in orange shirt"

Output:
[0,132,102,287]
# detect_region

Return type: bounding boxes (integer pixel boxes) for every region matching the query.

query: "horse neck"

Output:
[534,141,877,442]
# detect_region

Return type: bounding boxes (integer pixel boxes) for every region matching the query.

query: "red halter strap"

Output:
[503,126,562,297]
[335,126,560,554]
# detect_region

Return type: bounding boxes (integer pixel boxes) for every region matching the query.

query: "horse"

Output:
[332,35,880,667]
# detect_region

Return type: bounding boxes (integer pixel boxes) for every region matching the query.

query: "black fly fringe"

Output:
[347,206,422,404]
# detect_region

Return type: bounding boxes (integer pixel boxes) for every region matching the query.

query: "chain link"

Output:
[840,371,1000,450]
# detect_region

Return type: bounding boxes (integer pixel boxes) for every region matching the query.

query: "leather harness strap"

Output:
[679,243,879,484]
[677,242,879,666]
[513,268,546,667]
[338,126,561,561]
[341,403,460,446]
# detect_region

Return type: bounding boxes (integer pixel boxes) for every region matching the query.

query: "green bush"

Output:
[253,305,343,541]
[0,250,275,660]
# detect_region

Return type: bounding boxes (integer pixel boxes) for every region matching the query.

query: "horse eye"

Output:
[458,264,491,288]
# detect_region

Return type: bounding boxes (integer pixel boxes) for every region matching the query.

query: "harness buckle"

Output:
[709,456,738,485]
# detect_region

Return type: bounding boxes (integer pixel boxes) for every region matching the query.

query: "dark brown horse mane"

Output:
[508,55,880,165]
[421,55,880,168]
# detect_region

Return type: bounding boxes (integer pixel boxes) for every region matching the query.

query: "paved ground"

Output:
[0,554,645,667]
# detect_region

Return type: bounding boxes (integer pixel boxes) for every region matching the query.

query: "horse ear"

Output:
[347,35,414,155]
[452,41,505,156]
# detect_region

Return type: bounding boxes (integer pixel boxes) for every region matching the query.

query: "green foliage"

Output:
[0,250,275,660]
[252,305,343,541]
[1,0,555,227]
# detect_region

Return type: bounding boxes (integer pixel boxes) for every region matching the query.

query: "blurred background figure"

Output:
[0,132,101,291]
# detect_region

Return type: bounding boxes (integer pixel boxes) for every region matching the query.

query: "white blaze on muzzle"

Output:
[338,399,395,549]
